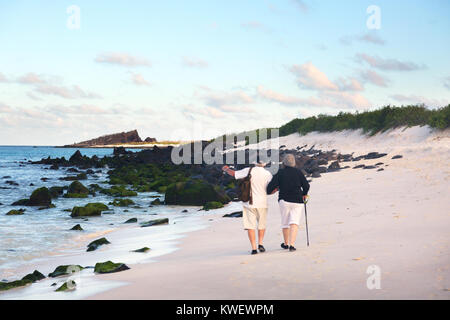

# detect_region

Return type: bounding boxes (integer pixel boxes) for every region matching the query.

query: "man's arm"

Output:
[266,173,279,195]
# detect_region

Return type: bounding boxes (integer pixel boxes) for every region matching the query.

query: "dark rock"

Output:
[71,203,108,218]
[124,218,137,224]
[64,181,89,198]
[392,155,403,159]
[2,176,11,179]
[140,218,169,227]
[353,164,365,169]
[377,168,384,171]
[113,147,129,156]
[66,130,142,148]
[202,201,224,211]
[375,162,384,166]
[94,261,130,274]
[312,172,321,178]
[327,161,340,172]
[48,265,84,278]
[363,165,377,169]
[6,209,25,215]
[223,211,243,218]
[363,152,387,160]
[5,180,19,186]
[132,247,150,253]
[150,198,162,205]
[0,279,32,291]
[87,237,110,252]
[49,186,65,198]
[144,137,157,143]
[181,209,188,213]
[55,280,76,292]
[50,164,59,170]
[28,187,52,206]
[70,224,83,231]
[22,270,45,282]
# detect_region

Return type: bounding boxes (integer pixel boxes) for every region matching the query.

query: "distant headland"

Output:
[59,130,180,148]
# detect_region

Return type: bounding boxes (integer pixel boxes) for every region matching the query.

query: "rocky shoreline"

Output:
[1,141,402,293]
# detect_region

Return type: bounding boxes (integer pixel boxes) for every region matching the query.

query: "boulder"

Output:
[165,179,230,206]
[327,161,340,172]
[223,211,243,218]
[48,265,84,278]
[0,279,32,291]
[22,270,45,282]
[6,209,25,215]
[70,224,83,231]
[124,218,137,224]
[70,203,108,218]
[110,198,135,207]
[55,281,76,292]
[140,218,169,228]
[28,187,52,206]
[392,155,403,159]
[87,237,110,252]
[132,247,150,253]
[64,181,89,198]
[150,198,162,205]
[94,261,130,274]
[49,186,65,198]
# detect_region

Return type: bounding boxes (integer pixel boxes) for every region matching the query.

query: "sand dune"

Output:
[90,126,450,300]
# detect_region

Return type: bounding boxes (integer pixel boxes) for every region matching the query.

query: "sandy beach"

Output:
[88,126,450,300]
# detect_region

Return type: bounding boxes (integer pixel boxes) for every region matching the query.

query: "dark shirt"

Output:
[267,166,310,203]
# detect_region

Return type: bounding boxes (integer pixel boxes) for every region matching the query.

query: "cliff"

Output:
[64,130,142,147]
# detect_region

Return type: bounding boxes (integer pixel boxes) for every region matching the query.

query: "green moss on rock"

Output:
[132,247,150,253]
[6,209,25,215]
[70,202,108,218]
[22,270,45,282]
[110,198,135,207]
[165,179,230,206]
[202,201,224,211]
[140,218,169,228]
[55,280,76,292]
[124,218,137,224]
[48,265,84,278]
[87,237,110,252]
[0,279,32,291]
[94,261,130,274]
[70,224,83,231]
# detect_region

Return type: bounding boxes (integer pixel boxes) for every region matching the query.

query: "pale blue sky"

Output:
[0,0,449,145]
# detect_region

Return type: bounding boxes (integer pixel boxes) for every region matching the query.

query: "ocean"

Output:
[0,146,235,298]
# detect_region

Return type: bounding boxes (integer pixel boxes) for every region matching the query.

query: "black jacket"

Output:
[267,166,310,203]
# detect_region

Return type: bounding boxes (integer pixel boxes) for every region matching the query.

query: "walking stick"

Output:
[304,196,310,246]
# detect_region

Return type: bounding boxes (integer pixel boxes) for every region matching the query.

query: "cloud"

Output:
[182,105,225,119]
[199,87,254,108]
[257,86,303,106]
[27,92,43,101]
[34,84,101,99]
[359,69,389,87]
[95,52,151,67]
[340,33,385,46]
[0,102,13,113]
[390,94,449,107]
[292,0,308,12]
[0,72,9,82]
[336,77,364,91]
[130,73,151,86]
[355,53,425,71]
[17,72,47,84]
[182,56,209,68]
[289,62,338,91]
[240,21,270,33]
[444,77,450,90]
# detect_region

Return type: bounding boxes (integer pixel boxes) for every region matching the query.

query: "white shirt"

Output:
[234,166,273,209]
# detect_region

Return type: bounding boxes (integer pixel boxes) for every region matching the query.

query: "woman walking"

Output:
[267,154,310,251]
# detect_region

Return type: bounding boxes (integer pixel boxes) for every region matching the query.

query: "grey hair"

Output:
[282,154,296,167]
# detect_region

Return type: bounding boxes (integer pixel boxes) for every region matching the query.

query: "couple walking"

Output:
[222,154,310,255]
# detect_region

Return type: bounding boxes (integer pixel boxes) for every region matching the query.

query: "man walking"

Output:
[222,162,272,255]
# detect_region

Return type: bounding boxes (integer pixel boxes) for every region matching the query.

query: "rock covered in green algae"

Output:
[140,218,169,228]
[22,270,46,282]
[165,179,230,206]
[124,217,137,223]
[110,198,135,207]
[6,209,26,215]
[48,265,84,278]
[0,279,32,291]
[12,187,52,206]
[202,201,224,211]
[94,261,130,274]
[64,180,89,198]
[70,202,109,218]
[55,280,76,292]
[223,211,243,218]
[132,247,150,253]
[70,224,83,231]
[100,185,137,197]
[87,237,110,252]
[49,186,66,198]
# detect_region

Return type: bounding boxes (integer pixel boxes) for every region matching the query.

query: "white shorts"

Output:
[279,200,303,228]
[242,207,268,230]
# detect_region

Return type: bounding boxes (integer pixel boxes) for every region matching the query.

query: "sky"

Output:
[0,0,449,145]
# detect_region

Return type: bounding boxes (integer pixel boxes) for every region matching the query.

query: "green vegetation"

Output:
[279,105,450,136]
